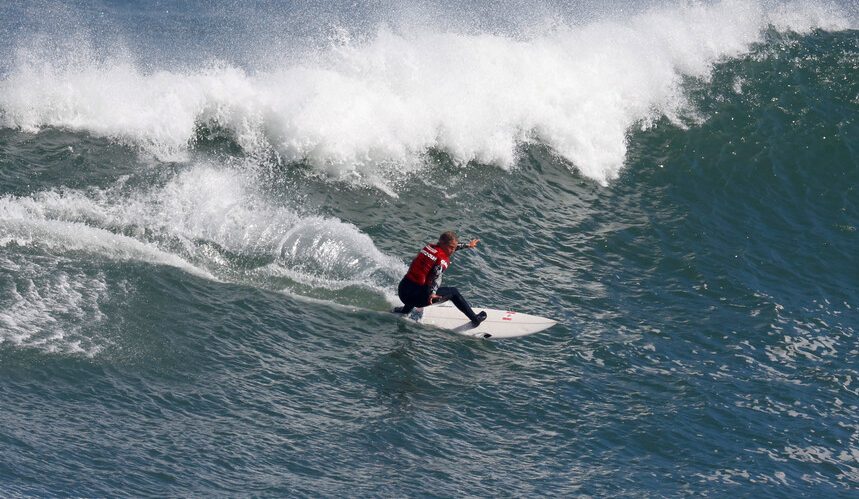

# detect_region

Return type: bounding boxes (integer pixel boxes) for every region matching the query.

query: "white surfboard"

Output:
[399,302,556,339]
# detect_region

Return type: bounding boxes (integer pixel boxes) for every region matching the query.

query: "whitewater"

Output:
[1,0,850,184]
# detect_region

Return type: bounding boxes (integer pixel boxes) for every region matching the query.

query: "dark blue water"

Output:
[1,1,857,496]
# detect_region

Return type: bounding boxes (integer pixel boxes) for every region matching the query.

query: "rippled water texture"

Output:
[1,0,857,496]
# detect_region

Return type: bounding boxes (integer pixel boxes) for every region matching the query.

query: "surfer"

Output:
[393,231,487,326]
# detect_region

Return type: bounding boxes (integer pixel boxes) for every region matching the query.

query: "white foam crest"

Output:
[0,0,851,183]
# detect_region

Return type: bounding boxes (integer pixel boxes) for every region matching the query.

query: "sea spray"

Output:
[0,164,404,302]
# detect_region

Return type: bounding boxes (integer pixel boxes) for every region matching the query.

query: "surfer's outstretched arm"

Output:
[454,239,480,252]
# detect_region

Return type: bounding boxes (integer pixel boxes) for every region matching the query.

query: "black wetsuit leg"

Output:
[434,286,479,322]
[396,278,431,314]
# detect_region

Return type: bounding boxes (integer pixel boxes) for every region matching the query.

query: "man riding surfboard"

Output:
[393,231,487,327]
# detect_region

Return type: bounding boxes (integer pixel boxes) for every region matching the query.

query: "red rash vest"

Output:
[404,244,450,287]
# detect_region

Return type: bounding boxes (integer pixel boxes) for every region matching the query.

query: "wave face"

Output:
[1,0,858,497]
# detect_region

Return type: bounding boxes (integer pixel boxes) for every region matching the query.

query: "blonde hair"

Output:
[438,231,458,246]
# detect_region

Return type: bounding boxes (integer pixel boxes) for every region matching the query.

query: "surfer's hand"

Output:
[466,239,479,248]
[429,294,441,305]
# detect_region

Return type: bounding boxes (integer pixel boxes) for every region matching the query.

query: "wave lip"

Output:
[0,0,853,184]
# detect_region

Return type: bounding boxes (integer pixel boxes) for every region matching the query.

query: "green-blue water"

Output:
[1,1,857,496]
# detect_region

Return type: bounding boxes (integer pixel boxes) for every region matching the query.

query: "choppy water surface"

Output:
[1,0,857,495]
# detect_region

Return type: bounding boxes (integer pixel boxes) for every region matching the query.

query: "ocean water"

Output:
[0,0,857,495]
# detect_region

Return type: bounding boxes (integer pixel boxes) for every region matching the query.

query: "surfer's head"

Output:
[438,231,458,253]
